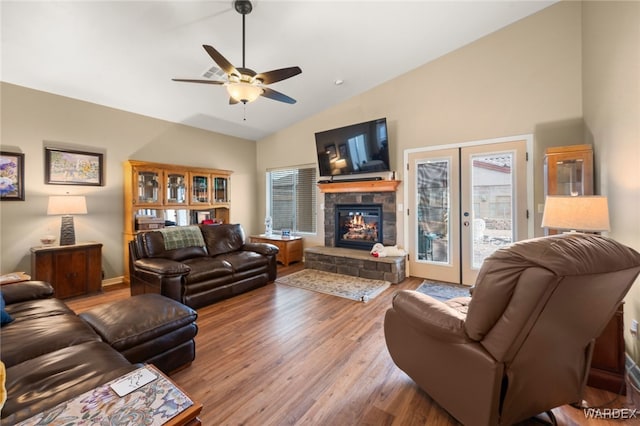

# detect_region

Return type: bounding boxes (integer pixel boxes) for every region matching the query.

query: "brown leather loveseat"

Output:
[1,281,198,424]
[129,223,279,309]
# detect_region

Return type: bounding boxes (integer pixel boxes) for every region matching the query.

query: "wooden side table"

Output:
[250,234,303,266]
[31,242,103,299]
[588,303,626,394]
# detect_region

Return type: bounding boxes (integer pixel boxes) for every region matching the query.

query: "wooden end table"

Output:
[250,234,303,266]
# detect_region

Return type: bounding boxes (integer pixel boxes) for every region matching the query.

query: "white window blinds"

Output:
[267,166,317,233]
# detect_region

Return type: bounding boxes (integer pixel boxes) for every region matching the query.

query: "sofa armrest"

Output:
[133,258,191,277]
[391,290,471,343]
[1,281,54,305]
[243,242,279,256]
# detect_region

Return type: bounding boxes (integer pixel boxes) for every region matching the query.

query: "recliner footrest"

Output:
[79,294,198,374]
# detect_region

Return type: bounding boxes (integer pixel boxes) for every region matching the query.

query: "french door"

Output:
[407,139,529,285]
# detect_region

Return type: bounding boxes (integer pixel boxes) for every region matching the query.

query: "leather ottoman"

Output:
[79,294,198,374]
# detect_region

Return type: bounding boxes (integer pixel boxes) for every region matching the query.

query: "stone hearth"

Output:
[304,246,405,284]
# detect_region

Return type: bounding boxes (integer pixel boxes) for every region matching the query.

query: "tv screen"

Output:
[315,118,390,177]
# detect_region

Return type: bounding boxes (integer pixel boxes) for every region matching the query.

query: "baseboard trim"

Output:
[102,276,125,290]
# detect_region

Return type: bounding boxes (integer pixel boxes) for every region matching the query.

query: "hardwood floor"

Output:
[67,265,637,425]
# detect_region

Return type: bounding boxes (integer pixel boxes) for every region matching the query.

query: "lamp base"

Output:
[60,215,76,246]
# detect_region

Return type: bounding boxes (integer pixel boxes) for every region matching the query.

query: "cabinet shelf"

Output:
[317,180,400,193]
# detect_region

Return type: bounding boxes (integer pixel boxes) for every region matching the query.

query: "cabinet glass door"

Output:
[190,174,210,204]
[136,169,162,205]
[166,172,188,205]
[213,177,228,202]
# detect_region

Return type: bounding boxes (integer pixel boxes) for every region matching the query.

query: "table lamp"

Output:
[541,195,610,233]
[47,195,87,245]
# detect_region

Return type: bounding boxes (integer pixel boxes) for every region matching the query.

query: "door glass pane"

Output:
[137,171,160,204]
[213,177,227,202]
[556,159,584,196]
[416,160,450,264]
[166,173,187,204]
[470,153,514,268]
[191,175,210,204]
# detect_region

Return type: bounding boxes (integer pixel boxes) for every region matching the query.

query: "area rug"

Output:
[415,280,470,302]
[276,269,391,302]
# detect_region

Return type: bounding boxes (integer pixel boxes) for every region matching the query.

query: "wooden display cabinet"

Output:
[544,144,593,197]
[123,160,232,285]
[31,242,103,299]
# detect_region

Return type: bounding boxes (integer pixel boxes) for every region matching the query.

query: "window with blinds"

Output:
[267,166,317,234]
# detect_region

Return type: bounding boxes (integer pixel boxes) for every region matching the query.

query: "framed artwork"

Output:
[45,148,104,186]
[0,151,25,201]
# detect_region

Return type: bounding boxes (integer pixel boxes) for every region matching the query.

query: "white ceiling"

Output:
[1,1,556,141]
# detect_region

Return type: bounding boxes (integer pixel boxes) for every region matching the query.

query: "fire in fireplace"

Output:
[335,204,383,250]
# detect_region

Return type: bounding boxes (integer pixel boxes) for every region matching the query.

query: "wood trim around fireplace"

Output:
[317,180,400,193]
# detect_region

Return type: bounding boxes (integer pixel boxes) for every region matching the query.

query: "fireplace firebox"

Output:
[335,204,383,250]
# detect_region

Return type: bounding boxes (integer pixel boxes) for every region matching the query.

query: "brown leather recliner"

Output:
[384,233,640,425]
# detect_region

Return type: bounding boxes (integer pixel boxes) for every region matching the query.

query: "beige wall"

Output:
[582,1,640,360]
[257,1,584,249]
[0,82,257,279]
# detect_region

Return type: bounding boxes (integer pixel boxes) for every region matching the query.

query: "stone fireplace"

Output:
[305,181,405,284]
[324,191,396,250]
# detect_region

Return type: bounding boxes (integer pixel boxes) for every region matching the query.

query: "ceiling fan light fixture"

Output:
[226,81,263,103]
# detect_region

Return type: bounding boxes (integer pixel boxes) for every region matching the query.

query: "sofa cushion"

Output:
[216,250,269,273]
[1,313,102,368]
[182,257,233,284]
[3,341,136,424]
[200,223,245,257]
[140,230,208,261]
[159,225,205,250]
[4,298,74,322]
[1,281,54,305]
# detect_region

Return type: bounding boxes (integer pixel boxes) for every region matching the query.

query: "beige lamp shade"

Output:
[541,195,610,232]
[47,195,88,215]
[47,195,87,245]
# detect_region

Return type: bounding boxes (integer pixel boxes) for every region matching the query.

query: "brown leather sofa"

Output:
[129,223,279,309]
[0,281,197,424]
[384,233,640,425]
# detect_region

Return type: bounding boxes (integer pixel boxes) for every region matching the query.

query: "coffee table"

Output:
[16,365,202,425]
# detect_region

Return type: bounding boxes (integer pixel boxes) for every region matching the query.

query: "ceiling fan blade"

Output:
[229,97,239,105]
[172,78,225,85]
[261,87,297,104]
[203,45,239,77]
[255,66,302,85]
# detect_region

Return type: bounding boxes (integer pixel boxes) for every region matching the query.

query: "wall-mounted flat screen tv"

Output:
[315,118,390,177]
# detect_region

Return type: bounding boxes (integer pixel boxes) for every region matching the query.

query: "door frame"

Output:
[402,134,535,278]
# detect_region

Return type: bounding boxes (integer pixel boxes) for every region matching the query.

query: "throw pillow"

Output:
[0,292,13,326]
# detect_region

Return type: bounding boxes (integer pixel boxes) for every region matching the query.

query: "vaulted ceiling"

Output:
[1,1,556,140]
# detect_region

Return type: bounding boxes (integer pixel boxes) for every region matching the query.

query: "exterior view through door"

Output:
[407,138,530,286]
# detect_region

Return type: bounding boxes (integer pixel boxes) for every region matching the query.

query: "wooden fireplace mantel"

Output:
[317,180,401,193]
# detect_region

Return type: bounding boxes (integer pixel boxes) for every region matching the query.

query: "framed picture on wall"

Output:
[45,147,104,186]
[0,151,25,201]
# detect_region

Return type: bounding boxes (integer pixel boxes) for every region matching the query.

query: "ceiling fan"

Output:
[172,0,302,105]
